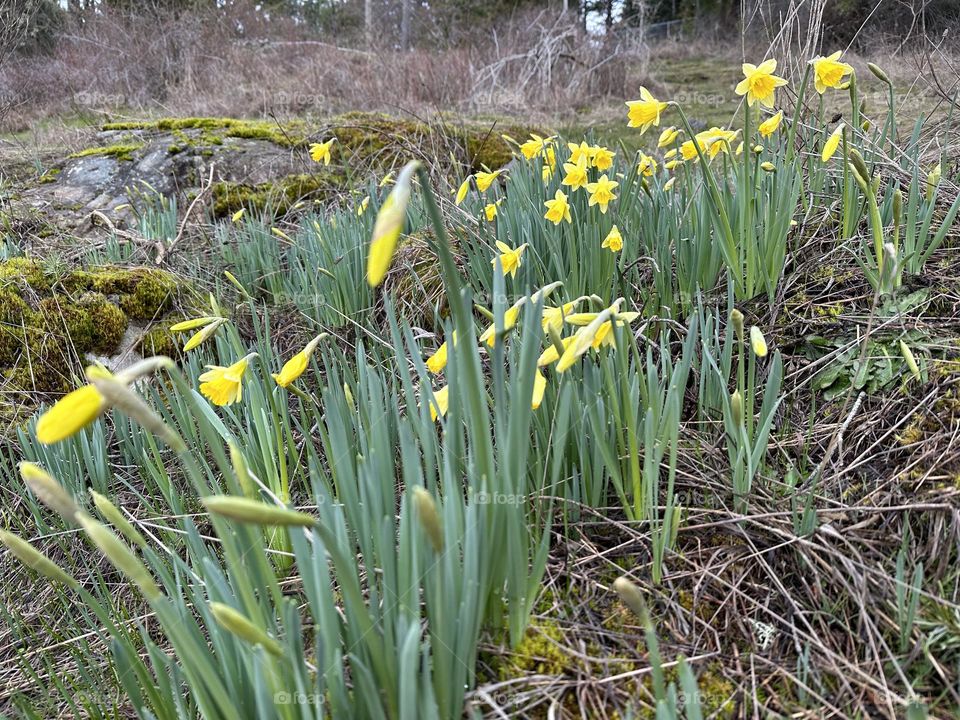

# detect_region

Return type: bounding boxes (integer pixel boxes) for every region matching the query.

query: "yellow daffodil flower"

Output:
[357,196,370,216]
[602,225,623,252]
[427,385,449,421]
[811,51,854,94]
[379,172,395,187]
[368,160,418,287]
[561,154,590,190]
[637,153,658,177]
[657,126,679,147]
[585,174,618,213]
[750,326,768,357]
[231,208,245,223]
[531,370,547,410]
[426,331,456,374]
[519,134,555,159]
[484,199,503,222]
[479,297,527,348]
[544,189,572,225]
[591,145,615,170]
[821,123,845,162]
[538,335,576,366]
[492,240,528,278]
[170,316,226,352]
[454,176,471,205]
[35,384,107,445]
[663,177,676,191]
[758,110,783,138]
[542,299,586,335]
[309,138,336,165]
[272,335,326,388]
[474,169,503,192]
[626,86,668,133]
[199,353,257,406]
[735,59,788,108]
[567,141,592,165]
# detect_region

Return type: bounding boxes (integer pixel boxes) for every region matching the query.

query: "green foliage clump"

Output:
[211,173,343,217]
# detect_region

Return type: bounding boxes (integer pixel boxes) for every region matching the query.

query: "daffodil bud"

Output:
[613,576,647,620]
[0,529,79,588]
[367,160,420,287]
[91,490,147,548]
[867,62,891,85]
[893,188,903,222]
[730,309,745,343]
[343,383,355,411]
[926,163,941,202]
[229,442,257,499]
[78,513,163,601]
[761,161,776,172]
[899,340,921,381]
[202,496,318,527]
[731,390,744,426]
[848,163,869,192]
[412,486,444,552]
[20,462,80,523]
[753,144,763,154]
[848,149,870,184]
[861,119,871,132]
[210,602,283,656]
[750,326,768,357]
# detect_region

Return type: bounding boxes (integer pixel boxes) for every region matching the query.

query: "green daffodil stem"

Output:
[786,62,811,162]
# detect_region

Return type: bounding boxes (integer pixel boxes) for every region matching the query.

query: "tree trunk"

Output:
[365,0,373,48]
[400,0,411,50]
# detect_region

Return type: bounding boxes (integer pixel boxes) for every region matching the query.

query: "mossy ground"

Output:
[0,259,180,394]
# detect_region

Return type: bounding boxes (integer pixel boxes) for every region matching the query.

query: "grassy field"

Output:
[1,43,960,720]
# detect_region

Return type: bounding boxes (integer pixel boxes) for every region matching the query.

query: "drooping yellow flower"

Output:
[591,146,615,170]
[567,141,593,166]
[427,385,449,421]
[479,296,531,348]
[821,123,845,162]
[565,309,640,350]
[626,86,668,133]
[272,335,325,388]
[544,189,572,225]
[309,138,336,165]
[367,161,418,287]
[637,153,658,177]
[811,51,854,94]
[531,370,547,410]
[35,384,107,445]
[199,353,256,406]
[735,59,788,108]
[426,331,456,374]
[454,177,471,205]
[357,196,370,216]
[681,127,739,161]
[492,241,528,278]
[538,335,576,366]
[542,299,585,335]
[561,154,590,191]
[602,225,623,252]
[519,134,555,160]
[758,110,783,138]
[484,199,504,222]
[585,174,618,213]
[657,126,679,147]
[474,169,503,192]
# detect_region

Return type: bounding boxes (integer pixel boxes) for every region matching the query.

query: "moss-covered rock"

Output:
[0,259,180,394]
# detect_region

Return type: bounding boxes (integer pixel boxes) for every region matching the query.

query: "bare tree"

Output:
[400,0,411,50]
[0,0,47,126]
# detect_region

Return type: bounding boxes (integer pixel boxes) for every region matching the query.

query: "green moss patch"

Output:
[68,144,144,162]
[211,172,344,217]
[0,259,180,394]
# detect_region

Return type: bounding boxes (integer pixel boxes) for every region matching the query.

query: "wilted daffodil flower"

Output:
[735,59,787,108]
[367,160,419,287]
[626,86,668,134]
[272,334,327,388]
[811,51,854,94]
[492,241,528,278]
[585,174,618,214]
[309,138,336,165]
[758,110,783,138]
[199,353,258,406]
[544,189,572,225]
